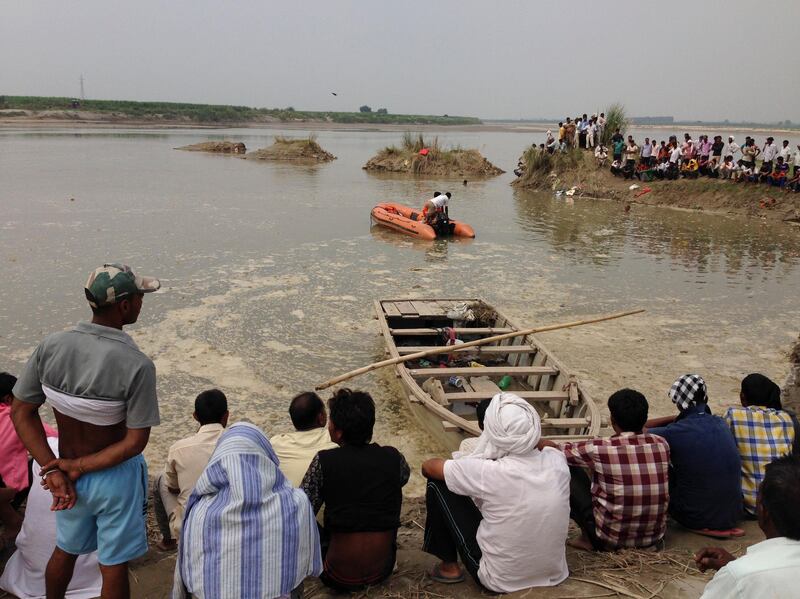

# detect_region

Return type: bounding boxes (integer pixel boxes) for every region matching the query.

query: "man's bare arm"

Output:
[42,428,150,481]
[11,398,57,467]
[421,458,446,481]
[11,398,76,510]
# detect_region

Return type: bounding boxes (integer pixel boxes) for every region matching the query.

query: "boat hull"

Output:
[371,203,475,240]
[375,298,601,451]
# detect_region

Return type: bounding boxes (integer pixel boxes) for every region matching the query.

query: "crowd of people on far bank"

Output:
[515,112,800,192]
[1,264,800,599]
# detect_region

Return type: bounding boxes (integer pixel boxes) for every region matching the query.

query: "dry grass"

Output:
[367,133,503,177]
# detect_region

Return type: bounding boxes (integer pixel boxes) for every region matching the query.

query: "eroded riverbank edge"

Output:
[513,150,800,226]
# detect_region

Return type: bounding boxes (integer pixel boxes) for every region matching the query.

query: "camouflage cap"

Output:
[84,263,160,308]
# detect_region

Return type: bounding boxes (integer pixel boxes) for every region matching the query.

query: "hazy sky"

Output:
[2,1,799,122]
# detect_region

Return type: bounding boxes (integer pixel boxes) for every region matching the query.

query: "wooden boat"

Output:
[375,298,602,451]
[370,202,475,241]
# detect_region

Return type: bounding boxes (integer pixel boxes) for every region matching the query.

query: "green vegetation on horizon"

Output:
[0,96,481,126]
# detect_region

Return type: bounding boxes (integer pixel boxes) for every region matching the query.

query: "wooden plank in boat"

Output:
[541,417,591,427]
[408,366,558,377]
[444,391,570,402]
[383,302,402,317]
[410,301,441,317]
[397,345,536,354]
[393,301,418,316]
[442,420,460,432]
[390,327,514,336]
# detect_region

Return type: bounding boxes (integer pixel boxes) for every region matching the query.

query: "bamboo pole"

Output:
[316,308,644,390]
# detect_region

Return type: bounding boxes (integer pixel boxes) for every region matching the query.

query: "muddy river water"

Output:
[2,127,799,494]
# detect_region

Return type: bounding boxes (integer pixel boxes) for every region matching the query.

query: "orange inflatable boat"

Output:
[370,202,475,240]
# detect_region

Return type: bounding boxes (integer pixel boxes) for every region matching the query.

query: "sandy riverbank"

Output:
[122,494,761,599]
[513,149,800,226]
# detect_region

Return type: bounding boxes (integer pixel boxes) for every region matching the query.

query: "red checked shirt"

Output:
[560,432,670,549]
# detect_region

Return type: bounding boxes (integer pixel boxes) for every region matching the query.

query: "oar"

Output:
[316,308,644,390]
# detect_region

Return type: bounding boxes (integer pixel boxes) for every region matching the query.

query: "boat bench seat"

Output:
[390,327,515,336]
[408,366,557,377]
[397,345,536,354]
[444,391,569,402]
[442,417,590,432]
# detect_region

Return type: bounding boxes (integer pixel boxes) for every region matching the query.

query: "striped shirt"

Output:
[560,432,670,549]
[723,406,796,515]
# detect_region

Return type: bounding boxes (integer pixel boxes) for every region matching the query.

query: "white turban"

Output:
[456,392,542,460]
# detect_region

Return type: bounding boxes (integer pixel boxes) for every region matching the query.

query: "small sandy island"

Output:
[512,148,800,225]
[245,135,336,163]
[175,141,247,153]
[364,134,504,178]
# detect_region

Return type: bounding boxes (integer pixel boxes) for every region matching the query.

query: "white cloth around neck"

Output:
[455,392,541,460]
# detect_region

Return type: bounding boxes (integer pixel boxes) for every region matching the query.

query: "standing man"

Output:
[761,137,777,173]
[624,136,640,170]
[11,263,160,599]
[725,136,740,160]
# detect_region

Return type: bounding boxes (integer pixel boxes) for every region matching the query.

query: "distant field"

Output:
[0,96,481,126]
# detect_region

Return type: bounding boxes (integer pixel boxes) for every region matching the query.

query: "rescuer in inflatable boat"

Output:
[421,192,452,235]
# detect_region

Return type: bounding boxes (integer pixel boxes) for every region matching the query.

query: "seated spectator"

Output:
[173,422,320,599]
[725,374,798,517]
[301,388,409,592]
[645,375,743,535]
[695,455,800,599]
[719,156,737,179]
[769,156,789,187]
[785,171,800,192]
[0,372,56,547]
[758,161,774,183]
[594,144,609,167]
[544,389,670,551]
[609,159,623,177]
[271,391,336,487]
[422,393,570,592]
[681,158,699,178]
[0,436,102,599]
[153,389,228,551]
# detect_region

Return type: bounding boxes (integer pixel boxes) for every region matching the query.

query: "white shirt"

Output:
[443,447,570,593]
[793,148,800,165]
[762,143,778,161]
[778,145,791,161]
[670,147,682,163]
[164,423,225,537]
[726,141,740,157]
[430,194,448,209]
[700,537,800,599]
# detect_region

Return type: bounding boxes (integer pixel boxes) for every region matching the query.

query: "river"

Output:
[2,126,798,493]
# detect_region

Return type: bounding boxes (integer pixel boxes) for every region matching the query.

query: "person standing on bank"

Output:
[11,264,161,599]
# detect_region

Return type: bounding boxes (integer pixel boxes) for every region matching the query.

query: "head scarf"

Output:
[456,392,541,460]
[668,374,707,411]
[172,422,322,599]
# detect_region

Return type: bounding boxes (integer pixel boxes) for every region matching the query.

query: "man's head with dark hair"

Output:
[327,388,375,446]
[0,372,17,404]
[289,391,326,431]
[759,455,800,540]
[193,388,229,426]
[741,373,782,410]
[607,388,648,433]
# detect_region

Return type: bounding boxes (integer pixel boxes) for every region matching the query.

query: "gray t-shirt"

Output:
[13,321,159,428]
